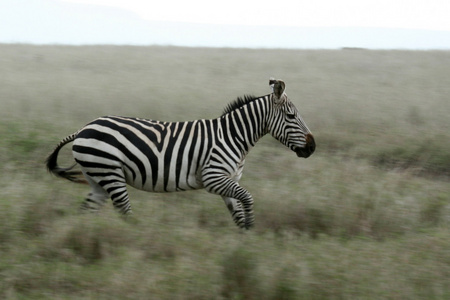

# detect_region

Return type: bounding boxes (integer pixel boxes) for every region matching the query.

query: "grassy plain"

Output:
[0,44,449,299]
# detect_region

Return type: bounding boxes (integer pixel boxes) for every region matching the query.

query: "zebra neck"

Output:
[221,101,269,156]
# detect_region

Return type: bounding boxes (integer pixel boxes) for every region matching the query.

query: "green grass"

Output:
[0,44,449,299]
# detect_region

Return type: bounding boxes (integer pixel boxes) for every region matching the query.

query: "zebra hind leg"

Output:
[103,180,133,216]
[80,174,109,213]
[80,171,132,216]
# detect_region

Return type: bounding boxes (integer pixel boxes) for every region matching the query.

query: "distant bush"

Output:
[19,197,63,237]
[271,264,300,300]
[374,136,450,177]
[39,214,134,264]
[420,193,448,226]
[257,203,333,239]
[221,246,262,299]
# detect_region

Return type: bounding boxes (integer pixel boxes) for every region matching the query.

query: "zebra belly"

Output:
[126,169,204,193]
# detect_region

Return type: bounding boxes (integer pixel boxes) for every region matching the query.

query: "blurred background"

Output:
[0,1,449,299]
[3,0,450,48]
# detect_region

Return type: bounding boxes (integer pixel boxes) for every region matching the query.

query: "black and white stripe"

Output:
[46,79,315,229]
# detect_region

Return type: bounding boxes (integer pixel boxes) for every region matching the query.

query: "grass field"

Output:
[0,44,449,299]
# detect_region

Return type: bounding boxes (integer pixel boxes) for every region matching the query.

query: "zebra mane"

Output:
[222,95,258,116]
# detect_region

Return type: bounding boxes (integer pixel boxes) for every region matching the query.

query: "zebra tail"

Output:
[46,132,88,184]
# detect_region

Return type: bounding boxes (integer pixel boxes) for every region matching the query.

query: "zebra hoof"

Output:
[244,221,254,230]
[122,211,139,224]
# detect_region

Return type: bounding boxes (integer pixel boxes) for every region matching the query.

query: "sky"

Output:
[2,0,450,49]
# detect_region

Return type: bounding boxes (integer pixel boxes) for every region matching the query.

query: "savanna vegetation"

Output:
[0,44,449,299]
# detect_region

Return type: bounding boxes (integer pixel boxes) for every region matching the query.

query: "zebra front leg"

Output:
[222,196,246,228]
[205,177,254,229]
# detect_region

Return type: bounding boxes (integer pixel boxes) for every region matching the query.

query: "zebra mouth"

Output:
[295,147,312,158]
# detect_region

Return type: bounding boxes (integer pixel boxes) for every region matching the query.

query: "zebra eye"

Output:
[286,113,296,119]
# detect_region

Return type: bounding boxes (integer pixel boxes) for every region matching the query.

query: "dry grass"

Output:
[0,44,449,299]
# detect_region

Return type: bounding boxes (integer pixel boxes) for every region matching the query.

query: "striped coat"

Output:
[47,79,315,229]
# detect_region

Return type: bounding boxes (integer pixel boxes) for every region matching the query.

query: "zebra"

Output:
[46,79,315,229]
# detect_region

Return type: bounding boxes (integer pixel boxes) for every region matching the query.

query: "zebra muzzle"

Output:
[295,133,315,158]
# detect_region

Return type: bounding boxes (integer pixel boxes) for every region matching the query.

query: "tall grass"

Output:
[0,44,449,299]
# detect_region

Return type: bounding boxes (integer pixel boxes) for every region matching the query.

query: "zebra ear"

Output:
[269,79,285,99]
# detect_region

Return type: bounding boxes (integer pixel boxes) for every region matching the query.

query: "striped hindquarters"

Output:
[72,116,215,192]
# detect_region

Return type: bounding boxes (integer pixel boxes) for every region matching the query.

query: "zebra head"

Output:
[268,79,316,158]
